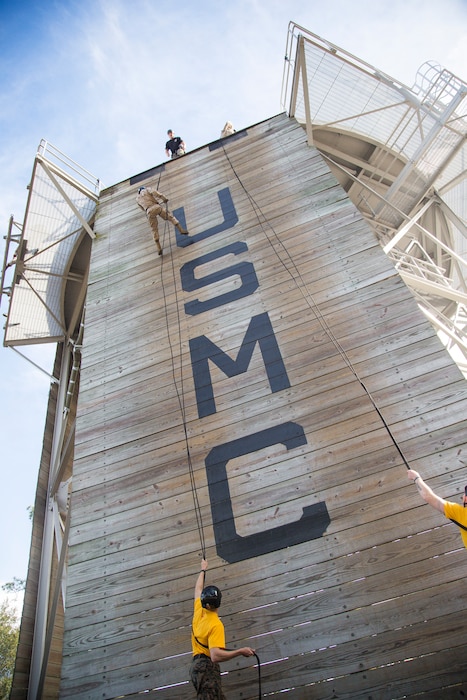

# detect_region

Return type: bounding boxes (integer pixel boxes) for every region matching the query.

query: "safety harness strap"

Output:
[192,631,209,650]
[449,517,467,532]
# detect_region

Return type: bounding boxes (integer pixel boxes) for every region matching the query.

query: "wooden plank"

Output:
[63,532,466,654]
[62,523,463,627]
[302,647,467,700]
[59,600,466,698]
[59,112,467,699]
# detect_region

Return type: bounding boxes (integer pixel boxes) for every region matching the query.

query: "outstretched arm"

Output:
[146,187,168,203]
[407,469,446,513]
[194,558,208,599]
[210,646,256,664]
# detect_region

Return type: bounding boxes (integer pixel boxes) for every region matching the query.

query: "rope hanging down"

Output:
[158,208,207,558]
[227,650,262,699]
[155,139,414,563]
[221,143,412,472]
[157,187,261,695]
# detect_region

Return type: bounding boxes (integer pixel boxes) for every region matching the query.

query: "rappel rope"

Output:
[221,143,412,473]
[226,650,262,700]
[157,183,261,695]
[159,210,207,559]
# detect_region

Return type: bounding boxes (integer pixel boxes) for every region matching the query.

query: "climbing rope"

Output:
[229,651,262,700]
[152,142,416,700]
[158,198,261,692]
[221,143,412,472]
[253,653,262,699]
[158,211,207,558]
[223,639,262,698]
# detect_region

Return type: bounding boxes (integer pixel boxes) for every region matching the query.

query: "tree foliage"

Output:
[0,599,19,700]
[1,579,25,594]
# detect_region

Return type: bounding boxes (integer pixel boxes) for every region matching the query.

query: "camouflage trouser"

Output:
[190,655,226,699]
[146,204,182,255]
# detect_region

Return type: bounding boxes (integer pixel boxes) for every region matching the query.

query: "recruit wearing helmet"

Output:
[201,585,222,609]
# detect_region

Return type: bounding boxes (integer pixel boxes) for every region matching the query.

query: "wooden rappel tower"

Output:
[2,23,467,700]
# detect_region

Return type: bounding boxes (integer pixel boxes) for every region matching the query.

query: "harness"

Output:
[449,517,467,532]
[192,631,209,651]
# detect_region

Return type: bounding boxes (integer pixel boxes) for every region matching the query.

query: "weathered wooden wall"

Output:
[61,113,467,699]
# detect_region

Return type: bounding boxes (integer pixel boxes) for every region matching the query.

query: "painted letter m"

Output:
[189,312,290,418]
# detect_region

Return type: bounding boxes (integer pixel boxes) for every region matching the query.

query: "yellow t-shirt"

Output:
[191,598,226,655]
[444,501,467,549]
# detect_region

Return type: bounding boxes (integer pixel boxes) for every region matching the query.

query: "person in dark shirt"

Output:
[165,129,186,159]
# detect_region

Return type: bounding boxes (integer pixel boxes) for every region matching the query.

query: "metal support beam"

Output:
[37,158,96,239]
[35,501,72,700]
[297,36,314,147]
[9,346,59,384]
[398,269,467,305]
[28,346,71,700]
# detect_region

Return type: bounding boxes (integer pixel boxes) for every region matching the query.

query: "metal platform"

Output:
[1,140,99,347]
[282,22,467,376]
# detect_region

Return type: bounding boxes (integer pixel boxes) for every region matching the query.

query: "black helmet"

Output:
[201,585,222,609]
[138,186,145,194]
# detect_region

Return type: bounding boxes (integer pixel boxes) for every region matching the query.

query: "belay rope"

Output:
[158,179,263,696]
[221,142,414,473]
[159,212,207,558]
[157,134,466,696]
[156,142,417,698]
[221,141,467,539]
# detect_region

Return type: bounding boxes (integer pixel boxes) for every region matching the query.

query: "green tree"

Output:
[1,580,24,595]
[0,598,19,700]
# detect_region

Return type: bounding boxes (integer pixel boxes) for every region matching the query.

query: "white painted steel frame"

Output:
[282,23,467,376]
[28,322,82,699]
[1,141,99,346]
[0,141,97,697]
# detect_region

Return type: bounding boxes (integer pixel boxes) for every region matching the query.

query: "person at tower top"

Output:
[220,121,236,138]
[165,130,185,159]
[190,558,255,699]
[407,469,467,548]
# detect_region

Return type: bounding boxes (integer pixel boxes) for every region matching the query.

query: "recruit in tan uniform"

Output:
[136,186,188,255]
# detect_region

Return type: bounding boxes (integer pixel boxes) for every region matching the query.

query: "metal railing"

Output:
[281,22,467,376]
[38,139,101,195]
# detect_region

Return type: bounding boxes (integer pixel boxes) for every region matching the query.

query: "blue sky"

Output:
[1,0,467,610]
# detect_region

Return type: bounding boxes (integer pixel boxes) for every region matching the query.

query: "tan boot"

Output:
[154,236,163,255]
